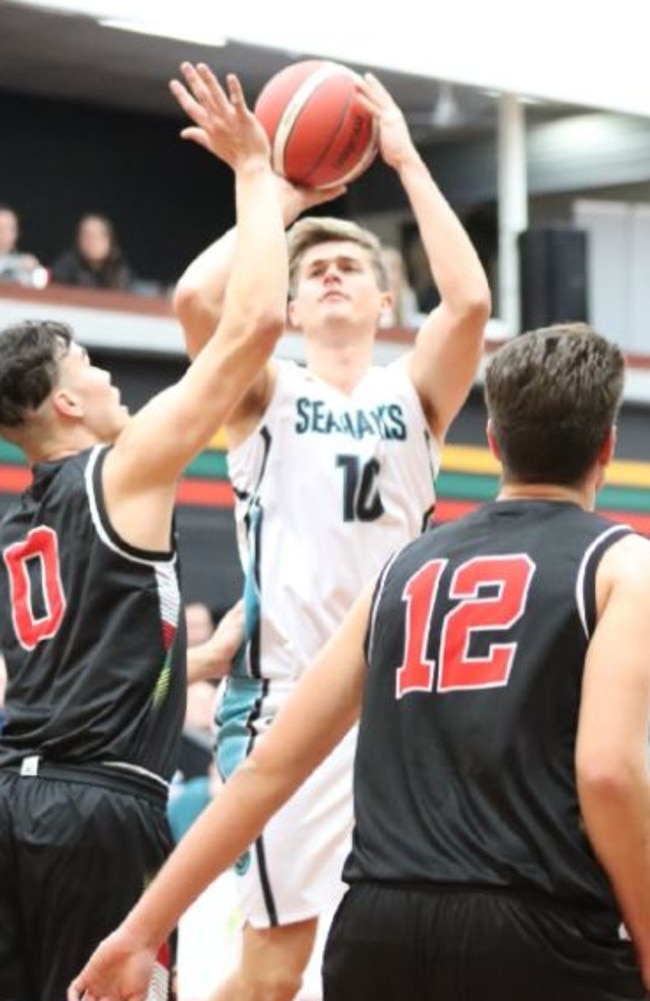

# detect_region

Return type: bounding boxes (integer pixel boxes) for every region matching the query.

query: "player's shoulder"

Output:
[34,448,96,499]
[385,515,466,573]
[598,529,650,581]
[590,528,650,627]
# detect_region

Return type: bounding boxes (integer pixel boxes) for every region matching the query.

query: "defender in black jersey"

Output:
[68,329,650,1001]
[0,72,289,1001]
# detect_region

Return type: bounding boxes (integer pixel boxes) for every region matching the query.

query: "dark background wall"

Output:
[6,87,650,289]
[1,90,232,285]
[0,90,351,287]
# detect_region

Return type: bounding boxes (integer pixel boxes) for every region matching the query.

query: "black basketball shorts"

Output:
[323,882,647,1001]
[0,768,175,1001]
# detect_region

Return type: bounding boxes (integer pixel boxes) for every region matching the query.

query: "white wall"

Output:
[573,198,650,355]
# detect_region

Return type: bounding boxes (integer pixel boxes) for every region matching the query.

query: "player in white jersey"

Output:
[170,62,491,1001]
[218,359,439,933]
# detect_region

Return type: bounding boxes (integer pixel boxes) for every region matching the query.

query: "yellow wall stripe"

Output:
[442,445,650,489]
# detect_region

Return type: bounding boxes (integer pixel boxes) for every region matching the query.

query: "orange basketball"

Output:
[254,60,378,190]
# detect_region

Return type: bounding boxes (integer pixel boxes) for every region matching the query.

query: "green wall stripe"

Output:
[0,440,231,478]
[598,484,650,512]
[437,472,498,501]
[436,472,650,513]
[2,439,650,513]
[184,450,229,479]
[0,441,25,465]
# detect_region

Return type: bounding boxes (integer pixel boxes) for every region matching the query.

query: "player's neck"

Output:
[27,426,105,465]
[305,338,374,395]
[497,481,594,510]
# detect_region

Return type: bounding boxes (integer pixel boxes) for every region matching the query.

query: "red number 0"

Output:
[396,554,535,698]
[3,526,67,650]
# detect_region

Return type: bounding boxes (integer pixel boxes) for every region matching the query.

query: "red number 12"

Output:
[396,554,535,698]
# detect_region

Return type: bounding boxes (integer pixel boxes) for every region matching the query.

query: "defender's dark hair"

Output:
[484,323,625,486]
[0,320,73,429]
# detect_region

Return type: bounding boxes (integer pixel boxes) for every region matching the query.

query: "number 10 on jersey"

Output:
[336,454,385,522]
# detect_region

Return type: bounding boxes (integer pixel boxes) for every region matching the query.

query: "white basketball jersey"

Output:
[227,358,439,691]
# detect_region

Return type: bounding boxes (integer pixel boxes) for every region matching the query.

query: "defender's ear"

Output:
[51,387,83,419]
[598,426,616,467]
[486,419,501,462]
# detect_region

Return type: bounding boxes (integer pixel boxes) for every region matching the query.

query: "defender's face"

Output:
[57,342,129,441]
[289,240,389,333]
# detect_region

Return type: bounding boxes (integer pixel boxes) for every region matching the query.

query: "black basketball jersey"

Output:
[345,499,631,919]
[0,445,186,781]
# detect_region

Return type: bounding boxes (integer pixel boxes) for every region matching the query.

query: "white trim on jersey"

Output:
[84,445,177,568]
[575,523,630,639]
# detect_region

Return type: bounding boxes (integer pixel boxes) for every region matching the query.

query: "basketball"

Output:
[254,60,378,190]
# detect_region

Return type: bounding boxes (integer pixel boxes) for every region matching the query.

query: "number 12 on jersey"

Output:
[396,554,536,698]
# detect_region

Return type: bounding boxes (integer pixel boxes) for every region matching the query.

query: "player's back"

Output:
[347,499,629,921]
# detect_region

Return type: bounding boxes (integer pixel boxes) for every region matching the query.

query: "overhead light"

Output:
[481,89,546,106]
[100,18,227,46]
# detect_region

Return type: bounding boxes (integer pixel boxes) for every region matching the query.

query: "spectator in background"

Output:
[168,600,244,843]
[181,602,218,784]
[50,213,134,291]
[379,245,422,329]
[0,205,47,288]
[185,601,216,649]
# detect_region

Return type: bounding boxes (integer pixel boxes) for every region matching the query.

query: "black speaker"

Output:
[518,226,589,332]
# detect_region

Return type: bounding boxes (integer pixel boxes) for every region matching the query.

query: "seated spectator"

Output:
[176,602,217,784]
[185,600,216,649]
[379,244,423,329]
[0,204,47,288]
[50,212,134,290]
[167,600,244,843]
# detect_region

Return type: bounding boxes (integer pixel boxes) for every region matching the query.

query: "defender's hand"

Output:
[170,62,270,171]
